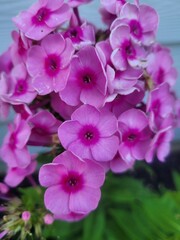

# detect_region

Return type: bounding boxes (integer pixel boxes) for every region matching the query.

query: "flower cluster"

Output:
[0,0,179,222]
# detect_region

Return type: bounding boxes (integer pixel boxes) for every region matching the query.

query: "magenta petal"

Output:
[32,75,53,95]
[41,34,65,55]
[5,168,25,187]
[54,67,70,92]
[60,39,74,69]
[39,163,67,187]
[53,151,86,174]
[45,4,71,28]
[15,148,31,168]
[118,109,148,131]
[83,160,105,188]
[26,24,52,41]
[80,88,105,108]
[68,139,92,159]
[60,81,81,106]
[71,105,100,125]
[131,140,150,160]
[157,142,170,162]
[44,185,70,215]
[97,112,118,137]
[91,136,119,162]
[27,46,46,77]
[58,120,81,148]
[69,187,101,214]
[46,0,64,10]
[110,155,134,173]
[119,143,134,163]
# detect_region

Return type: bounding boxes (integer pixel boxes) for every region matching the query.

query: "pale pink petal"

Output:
[110,155,134,173]
[58,120,81,148]
[68,139,92,159]
[157,142,170,162]
[45,185,70,215]
[80,88,105,108]
[60,39,74,69]
[97,112,118,137]
[54,66,70,92]
[139,4,159,32]
[120,3,139,20]
[69,187,101,214]
[27,46,46,77]
[71,105,100,125]
[41,34,65,55]
[53,151,86,174]
[119,143,135,163]
[5,168,25,187]
[26,24,52,41]
[39,163,67,187]
[45,4,72,28]
[131,140,150,160]
[46,0,64,10]
[111,48,127,71]
[110,25,130,49]
[83,160,105,188]
[32,75,53,95]
[91,136,119,162]
[60,80,81,106]
[15,148,31,168]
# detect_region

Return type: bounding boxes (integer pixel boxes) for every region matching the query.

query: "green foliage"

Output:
[41,172,180,240]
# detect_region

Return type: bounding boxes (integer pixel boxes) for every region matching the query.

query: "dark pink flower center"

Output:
[79,125,100,146]
[129,20,143,39]
[152,99,161,113]
[62,172,84,193]
[14,79,27,95]
[64,27,82,43]
[44,54,60,77]
[122,40,136,60]
[18,37,26,55]
[156,68,165,84]
[123,129,139,146]
[32,7,50,25]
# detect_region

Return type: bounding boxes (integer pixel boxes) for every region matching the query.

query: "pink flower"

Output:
[26,33,74,95]
[118,109,151,163]
[100,0,126,15]
[28,110,61,146]
[0,48,13,74]
[147,49,177,88]
[0,183,9,194]
[0,64,37,105]
[0,114,31,168]
[58,105,119,162]
[147,83,175,130]
[111,3,159,46]
[44,214,54,225]
[110,24,146,71]
[63,23,95,50]
[60,46,107,108]
[13,0,72,41]
[10,31,32,65]
[145,119,174,163]
[39,151,105,219]
[110,152,134,173]
[22,211,31,222]
[4,160,37,187]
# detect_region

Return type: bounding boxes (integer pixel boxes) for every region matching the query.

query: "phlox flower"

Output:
[58,105,119,162]
[39,151,105,220]
[4,159,37,187]
[111,2,159,46]
[118,109,151,163]
[26,33,74,95]
[146,83,175,130]
[0,64,37,105]
[147,49,177,88]
[28,110,61,146]
[0,114,31,168]
[13,0,72,41]
[60,45,107,108]
[64,23,95,50]
[10,31,32,65]
[110,24,146,71]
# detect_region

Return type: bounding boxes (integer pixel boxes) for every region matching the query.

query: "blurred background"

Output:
[0,0,180,143]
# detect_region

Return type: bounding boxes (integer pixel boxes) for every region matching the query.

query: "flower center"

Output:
[122,40,136,60]
[127,134,136,141]
[62,172,84,193]
[79,125,100,146]
[14,79,27,95]
[129,20,143,39]
[45,54,60,77]
[83,75,91,84]
[32,7,50,25]
[156,67,165,84]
